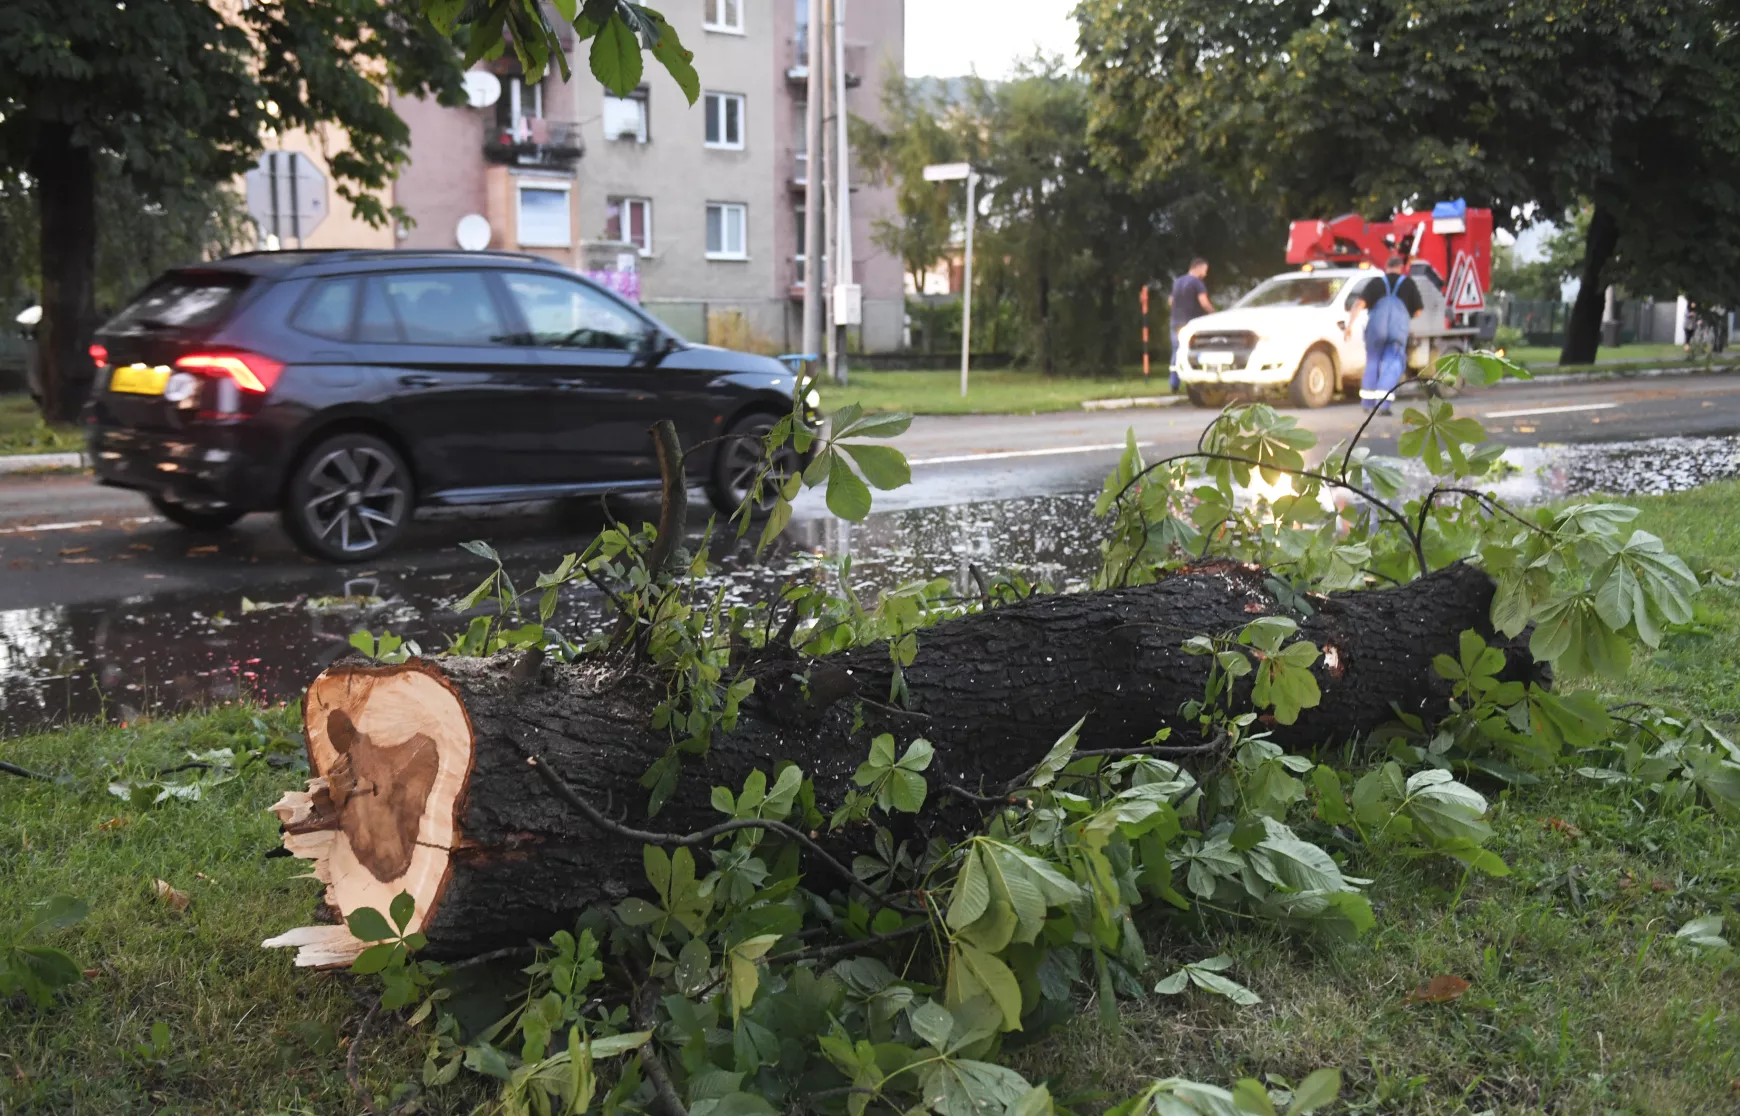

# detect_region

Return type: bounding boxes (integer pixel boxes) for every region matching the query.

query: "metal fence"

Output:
[1493,294,1681,346]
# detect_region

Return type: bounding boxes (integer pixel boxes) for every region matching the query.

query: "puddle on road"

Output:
[4,433,1737,736]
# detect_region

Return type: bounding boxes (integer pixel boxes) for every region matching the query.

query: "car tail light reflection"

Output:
[174,352,284,394]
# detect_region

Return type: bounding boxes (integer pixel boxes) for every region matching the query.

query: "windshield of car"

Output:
[1234,276,1347,309]
[103,273,251,336]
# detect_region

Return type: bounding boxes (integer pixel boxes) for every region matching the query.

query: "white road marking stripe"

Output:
[908,442,1143,466]
[1482,402,1620,419]
[0,515,159,536]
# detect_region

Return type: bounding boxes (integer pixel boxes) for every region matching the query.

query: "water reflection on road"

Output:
[3,433,1736,736]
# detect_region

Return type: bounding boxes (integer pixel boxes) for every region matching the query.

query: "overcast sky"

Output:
[905,0,1081,80]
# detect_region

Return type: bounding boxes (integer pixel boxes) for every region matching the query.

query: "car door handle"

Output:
[398,374,439,388]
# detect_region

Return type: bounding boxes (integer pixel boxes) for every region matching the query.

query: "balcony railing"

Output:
[483,118,584,166]
[785,35,863,87]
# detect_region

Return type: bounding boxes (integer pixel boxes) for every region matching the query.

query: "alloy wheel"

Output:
[301,445,408,555]
[720,418,800,512]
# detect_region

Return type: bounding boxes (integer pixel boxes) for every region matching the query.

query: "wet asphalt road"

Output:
[2,370,1738,614]
[2,369,1738,733]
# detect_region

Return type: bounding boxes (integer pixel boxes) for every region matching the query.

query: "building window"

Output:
[706,203,747,260]
[606,197,653,255]
[517,183,572,248]
[703,0,743,33]
[704,92,745,149]
[603,88,649,143]
[497,76,544,141]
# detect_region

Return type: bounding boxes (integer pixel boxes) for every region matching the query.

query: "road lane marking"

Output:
[909,442,1144,466]
[1482,402,1620,419]
[0,516,159,535]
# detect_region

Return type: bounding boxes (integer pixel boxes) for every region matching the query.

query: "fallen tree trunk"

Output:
[265,560,1527,965]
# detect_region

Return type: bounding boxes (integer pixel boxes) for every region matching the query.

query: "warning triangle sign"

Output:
[1447,251,1485,311]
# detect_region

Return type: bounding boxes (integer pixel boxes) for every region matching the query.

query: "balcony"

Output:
[785,35,863,87]
[789,150,809,192]
[483,118,583,167]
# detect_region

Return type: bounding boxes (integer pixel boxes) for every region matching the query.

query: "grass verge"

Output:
[0,706,486,1114]
[3,483,1737,1112]
[814,368,1170,415]
[0,393,83,457]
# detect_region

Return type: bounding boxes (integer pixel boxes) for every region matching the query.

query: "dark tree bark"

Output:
[1560,205,1619,366]
[268,561,1530,963]
[29,131,99,423]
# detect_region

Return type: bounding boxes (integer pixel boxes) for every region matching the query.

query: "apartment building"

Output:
[388,2,906,353]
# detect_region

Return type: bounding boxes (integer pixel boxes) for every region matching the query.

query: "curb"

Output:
[1492,361,1740,388]
[1080,395,1188,411]
[0,451,86,475]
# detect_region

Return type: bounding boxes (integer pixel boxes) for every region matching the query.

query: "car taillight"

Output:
[88,344,108,367]
[174,351,284,394]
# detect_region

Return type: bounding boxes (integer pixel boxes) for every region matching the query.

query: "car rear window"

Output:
[103,273,251,336]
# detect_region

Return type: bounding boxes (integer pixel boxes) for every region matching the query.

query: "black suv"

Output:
[86,250,808,560]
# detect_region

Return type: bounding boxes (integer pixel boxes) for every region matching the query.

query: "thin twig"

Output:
[856,695,932,721]
[447,944,538,971]
[523,755,879,901]
[632,976,689,1116]
[347,1002,382,1116]
[944,784,1023,806]
[1112,448,1427,577]
[1,760,52,781]
[766,922,930,968]
[1002,734,1227,794]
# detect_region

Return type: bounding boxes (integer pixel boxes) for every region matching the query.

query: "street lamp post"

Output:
[923,161,977,398]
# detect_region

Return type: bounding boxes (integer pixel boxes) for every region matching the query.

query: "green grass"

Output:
[814,368,1172,415]
[0,706,487,1114]
[0,393,83,456]
[4,484,1738,1113]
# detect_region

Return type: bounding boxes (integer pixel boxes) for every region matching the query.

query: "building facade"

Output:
[387,2,905,353]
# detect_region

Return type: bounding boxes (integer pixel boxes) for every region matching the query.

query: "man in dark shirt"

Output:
[1344,256,1425,413]
[1169,257,1215,390]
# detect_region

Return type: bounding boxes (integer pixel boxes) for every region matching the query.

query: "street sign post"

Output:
[923,162,977,397]
[244,151,328,248]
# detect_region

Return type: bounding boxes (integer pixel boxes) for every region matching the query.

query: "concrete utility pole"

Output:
[820,0,837,386]
[831,0,854,385]
[800,0,823,372]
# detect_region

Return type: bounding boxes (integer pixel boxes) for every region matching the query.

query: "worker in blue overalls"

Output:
[1343,255,1424,414]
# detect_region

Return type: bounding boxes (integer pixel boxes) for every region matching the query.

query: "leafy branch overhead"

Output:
[420,0,699,102]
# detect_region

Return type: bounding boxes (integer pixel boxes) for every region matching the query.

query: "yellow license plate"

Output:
[109,363,172,395]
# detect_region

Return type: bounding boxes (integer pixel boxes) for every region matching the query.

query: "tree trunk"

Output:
[265,561,1528,966]
[1560,205,1619,366]
[30,132,99,423]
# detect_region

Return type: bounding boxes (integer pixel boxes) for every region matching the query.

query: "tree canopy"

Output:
[1077,0,1740,363]
[0,0,467,417]
[857,62,1283,375]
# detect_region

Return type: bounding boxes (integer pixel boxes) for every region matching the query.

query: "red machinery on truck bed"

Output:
[1286,200,1497,351]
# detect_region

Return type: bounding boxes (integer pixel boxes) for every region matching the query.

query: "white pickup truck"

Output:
[1176,266,1470,408]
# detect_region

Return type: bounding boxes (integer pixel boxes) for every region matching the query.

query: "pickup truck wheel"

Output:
[1289,350,1335,409]
[1186,385,1227,408]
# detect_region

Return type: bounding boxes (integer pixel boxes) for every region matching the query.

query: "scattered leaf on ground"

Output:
[153,879,191,912]
[1403,975,1470,1004]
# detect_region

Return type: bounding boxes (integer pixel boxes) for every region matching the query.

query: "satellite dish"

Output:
[456,214,492,252]
[463,71,502,109]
